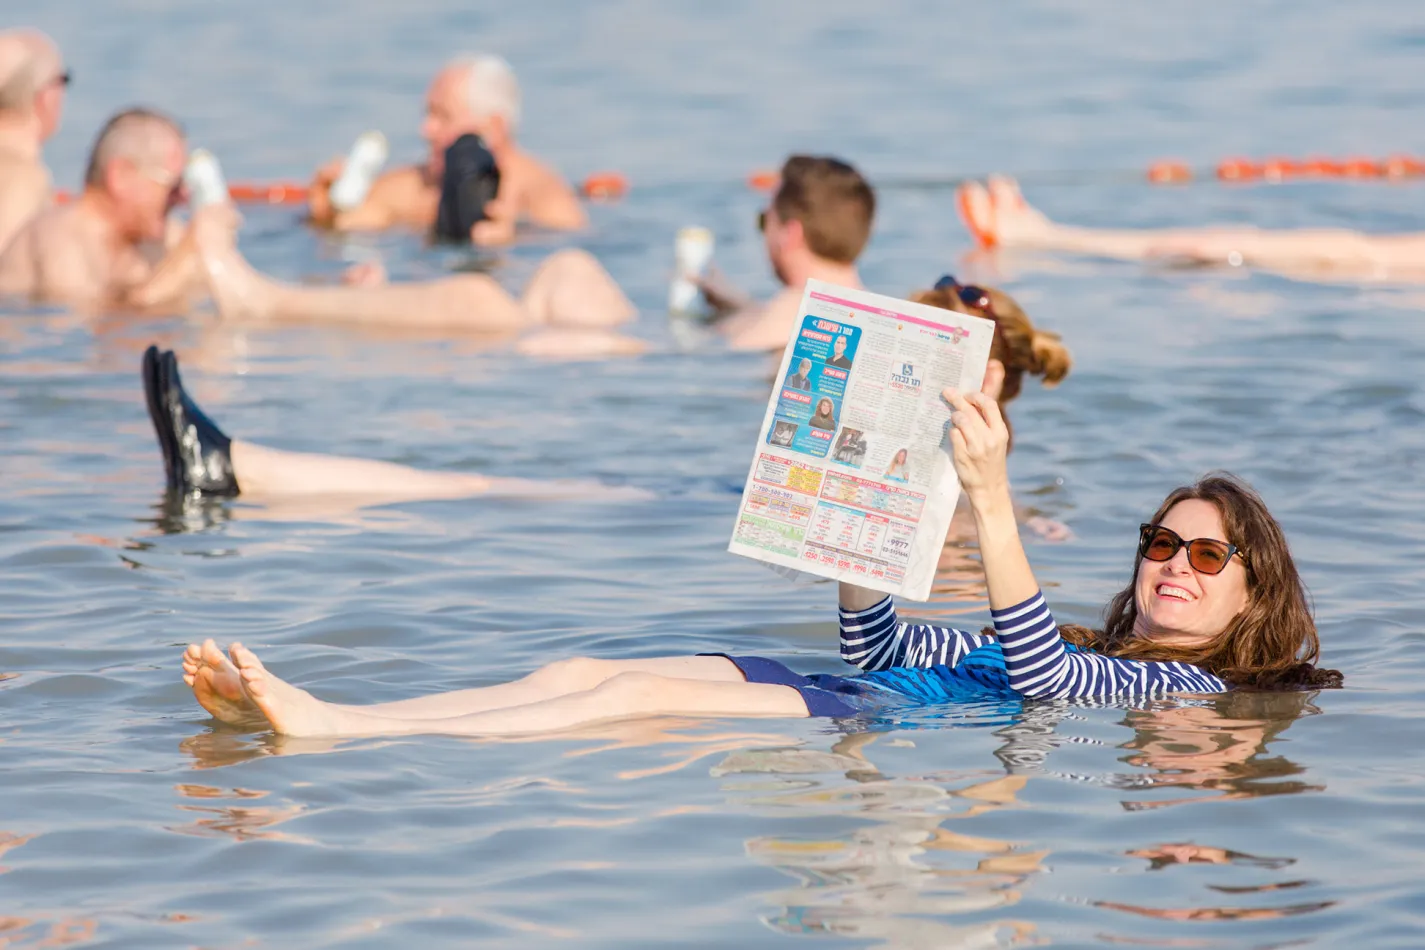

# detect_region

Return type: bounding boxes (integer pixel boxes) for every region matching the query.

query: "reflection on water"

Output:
[717,735,1043,948]
[1114,691,1327,811]
[708,692,1331,944]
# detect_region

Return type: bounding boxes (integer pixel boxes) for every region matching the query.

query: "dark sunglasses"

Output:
[933,274,994,314]
[1138,524,1246,576]
[756,209,768,232]
[51,70,72,88]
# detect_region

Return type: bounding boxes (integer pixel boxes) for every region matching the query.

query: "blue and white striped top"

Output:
[839,591,1229,699]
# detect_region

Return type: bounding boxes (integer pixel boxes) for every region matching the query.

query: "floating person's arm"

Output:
[471,191,518,246]
[694,268,758,319]
[310,165,426,231]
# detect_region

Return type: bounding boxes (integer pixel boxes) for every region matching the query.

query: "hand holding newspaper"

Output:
[728,279,996,601]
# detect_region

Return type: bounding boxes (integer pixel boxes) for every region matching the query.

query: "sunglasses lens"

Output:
[957,285,990,309]
[1142,529,1180,562]
[1187,541,1232,574]
[933,274,957,292]
[756,210,767,233]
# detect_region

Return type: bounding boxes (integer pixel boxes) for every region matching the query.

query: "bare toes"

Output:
[956,181,997,248]
[202,639,230,669]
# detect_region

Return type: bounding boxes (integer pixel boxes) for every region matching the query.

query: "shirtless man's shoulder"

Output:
[0,159,51,251]
[720,286,802,352]
[508,152,587,230]
[0,203,110,304]
[369,164,438,226]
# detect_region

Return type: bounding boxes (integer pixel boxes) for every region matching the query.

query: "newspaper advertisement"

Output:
[728,279,996,601]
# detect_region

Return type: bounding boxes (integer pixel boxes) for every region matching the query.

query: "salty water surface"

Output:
[3,1,1425,946]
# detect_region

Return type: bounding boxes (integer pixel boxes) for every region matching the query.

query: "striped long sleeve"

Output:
[992,591,1229,698]
[840,592,1230,698]
[839,596,993,671]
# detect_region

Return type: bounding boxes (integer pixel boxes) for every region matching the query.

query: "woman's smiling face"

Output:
[1132,499,1250,647]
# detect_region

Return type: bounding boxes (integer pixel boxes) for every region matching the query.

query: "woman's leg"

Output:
[192,643,807,737]
[193,214,527,332]
[184,642,748,726]
[146,346,650,501]
[519,249,635,328]
[228,440,492,498]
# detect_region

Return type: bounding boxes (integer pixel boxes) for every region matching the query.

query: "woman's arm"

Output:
[991,590,1228,697]
[946,388,1228,697]
[838,590,993,671]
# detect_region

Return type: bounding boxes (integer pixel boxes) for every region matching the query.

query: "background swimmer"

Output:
[0,29,66,250]
[697,155,874,351]
[143,346,648,503]
[0,108,223,309]
[959,174,1425,283]
[192,207,637,341]
[306,54,585,244]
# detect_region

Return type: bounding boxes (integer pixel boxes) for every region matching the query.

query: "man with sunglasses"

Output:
[698,155,875,351]
[0,29,68,251]
[0,108,227,309]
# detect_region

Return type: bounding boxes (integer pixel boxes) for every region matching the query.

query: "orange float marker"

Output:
[747,169,779,191]
[1146,160,1192,184]
[1383,155,1425,178]
[1301,156,1344,177]
[263,183,309,204]
[226,182,261,203]
[1339,157,1381,178]
[1216,158,1261,181]
[1260,157,1304,182]
[580,172,628,200]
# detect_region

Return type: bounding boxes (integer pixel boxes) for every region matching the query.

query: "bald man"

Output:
[0,108,222,309]
[0,29,68,249]
[307,54,586,244]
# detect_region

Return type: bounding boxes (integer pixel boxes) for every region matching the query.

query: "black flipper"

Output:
[433,133,501,243]
[141,345,240,497]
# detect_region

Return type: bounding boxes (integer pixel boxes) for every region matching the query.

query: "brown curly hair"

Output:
[910,283,1070,450]
[1058,473,1342,690]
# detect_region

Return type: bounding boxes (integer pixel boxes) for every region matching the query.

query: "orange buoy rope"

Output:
[1141,155,1425,184]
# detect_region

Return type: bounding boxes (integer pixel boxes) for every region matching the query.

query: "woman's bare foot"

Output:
[191,211,279,321]
[957,180,999,248]
[228,643,351,737]
[957,177,1057,249]
[183,639,264,726]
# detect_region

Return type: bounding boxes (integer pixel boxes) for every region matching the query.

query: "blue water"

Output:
[4,1,1425,946]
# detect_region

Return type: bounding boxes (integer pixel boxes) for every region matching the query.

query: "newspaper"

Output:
[728,279,996,601]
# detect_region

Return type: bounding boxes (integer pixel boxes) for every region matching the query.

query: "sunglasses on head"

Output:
[1138,523,1246,576]
[933,274,994,314]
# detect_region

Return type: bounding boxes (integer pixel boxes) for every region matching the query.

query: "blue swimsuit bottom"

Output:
[702,643,1026,718]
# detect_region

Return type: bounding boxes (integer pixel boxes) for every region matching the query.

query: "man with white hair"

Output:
[307,54,586,243]
[0,28,68,250]
[0,107,226,308]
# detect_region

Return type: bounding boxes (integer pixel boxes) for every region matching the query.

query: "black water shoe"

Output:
[142,345,240,497]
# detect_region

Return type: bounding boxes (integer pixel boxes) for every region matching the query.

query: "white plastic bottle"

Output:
[329,131,389,212]
[183,149,230,208]
[668,226,715,314]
